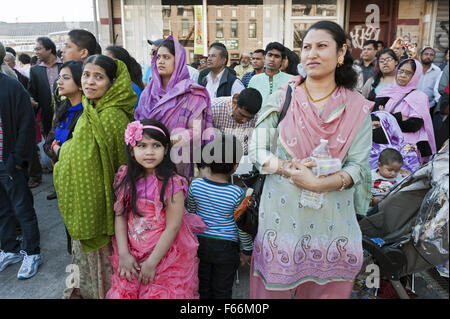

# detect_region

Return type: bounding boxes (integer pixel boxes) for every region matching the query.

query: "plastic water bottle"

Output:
[300,139,341,209]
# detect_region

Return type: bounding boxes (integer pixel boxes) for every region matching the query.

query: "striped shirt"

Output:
[0,116,3,162]
[187,178,244,242]
[211,97,257,154]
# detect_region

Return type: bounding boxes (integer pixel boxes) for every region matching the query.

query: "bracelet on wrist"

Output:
[51,141,60,153]
[337,172,347,191]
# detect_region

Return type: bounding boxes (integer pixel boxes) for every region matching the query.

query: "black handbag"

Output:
[236,85,293,238]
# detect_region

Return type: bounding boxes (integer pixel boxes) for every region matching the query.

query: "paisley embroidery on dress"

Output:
[336,134,347,144]
[326,236,348,263]
[363,104,371,114]
[287,138,298,147]
[277,249,291,265]
[273,212,281,225]
[280,195,287,208]
[294,235,311,264]
[262,230,278,262]
[346,253,358,265]
[290,216,297,230]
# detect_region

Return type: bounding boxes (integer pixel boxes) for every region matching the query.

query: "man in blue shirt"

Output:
[142,38,164,86]
[242,49,265,88]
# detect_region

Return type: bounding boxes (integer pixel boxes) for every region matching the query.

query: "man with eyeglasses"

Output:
[248,42,292,107]
[417,46,442,111]
[198,56,208,71]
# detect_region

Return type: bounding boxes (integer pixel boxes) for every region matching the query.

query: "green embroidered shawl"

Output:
[54,60,136,253]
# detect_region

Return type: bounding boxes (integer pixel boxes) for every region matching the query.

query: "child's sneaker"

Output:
[0,251,23,272]
[17,251,42,279]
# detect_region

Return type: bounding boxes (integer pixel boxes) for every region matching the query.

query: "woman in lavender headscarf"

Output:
[371,111,421,176]
[135,36,213,179]
[377,59,436,164]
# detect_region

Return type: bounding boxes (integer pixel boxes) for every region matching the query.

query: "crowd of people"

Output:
[0,19,448,299]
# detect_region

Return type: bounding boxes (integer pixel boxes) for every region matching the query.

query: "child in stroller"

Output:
[356,141,448,299]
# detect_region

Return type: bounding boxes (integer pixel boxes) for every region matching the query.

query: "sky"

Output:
[0,0,94,23]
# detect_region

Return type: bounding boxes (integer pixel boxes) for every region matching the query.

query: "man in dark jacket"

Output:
[0,69,42,280]
[28,37,63,188]
[199,42,244,98]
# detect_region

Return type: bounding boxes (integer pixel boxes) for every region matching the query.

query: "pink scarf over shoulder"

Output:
[279,76,374,161]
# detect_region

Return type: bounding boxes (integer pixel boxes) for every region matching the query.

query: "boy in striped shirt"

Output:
[187,135,253,299]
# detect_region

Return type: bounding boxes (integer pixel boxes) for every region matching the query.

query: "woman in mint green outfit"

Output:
[248,21,373,299]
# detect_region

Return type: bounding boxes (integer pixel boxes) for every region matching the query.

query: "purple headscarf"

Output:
[370,111,421,175]
[134,36,213,178]
[377,59,436,157]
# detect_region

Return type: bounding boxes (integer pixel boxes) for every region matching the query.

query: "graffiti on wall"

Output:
[349,4,381,49]
[436,21,449,52]
[350,25,380,49]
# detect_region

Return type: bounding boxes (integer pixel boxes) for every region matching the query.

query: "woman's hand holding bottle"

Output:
[285,159,320,192]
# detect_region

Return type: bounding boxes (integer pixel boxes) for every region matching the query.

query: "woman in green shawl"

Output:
[54,55,136,299]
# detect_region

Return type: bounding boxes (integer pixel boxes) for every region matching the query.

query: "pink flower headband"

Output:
[125,121,166,147]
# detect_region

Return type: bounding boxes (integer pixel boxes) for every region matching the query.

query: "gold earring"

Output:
[337,56,344,68]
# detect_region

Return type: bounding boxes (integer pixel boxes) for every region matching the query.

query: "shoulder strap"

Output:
[277,84,293,126]
[390,89,416,114]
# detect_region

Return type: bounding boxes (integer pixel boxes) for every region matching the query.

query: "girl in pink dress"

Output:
[106,119,206,299]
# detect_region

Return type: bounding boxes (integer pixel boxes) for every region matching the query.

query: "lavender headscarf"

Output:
[134,36,213,178]
[377,59,436,156]
[370,111,421,175]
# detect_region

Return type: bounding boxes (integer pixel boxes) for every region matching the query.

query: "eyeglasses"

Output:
[379,57,394,64]
[398,69,413,76]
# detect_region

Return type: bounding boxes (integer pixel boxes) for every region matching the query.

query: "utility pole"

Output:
[92,0,99,41]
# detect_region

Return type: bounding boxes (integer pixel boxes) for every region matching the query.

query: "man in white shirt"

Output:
[200,43,245,98]
[417,46,442,109]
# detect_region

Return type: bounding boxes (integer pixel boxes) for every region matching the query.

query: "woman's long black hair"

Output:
[302,21,357,90]
[283,48,300,76]
[56,60,83,124]
[116,119,182,217]
[105,46,145,90]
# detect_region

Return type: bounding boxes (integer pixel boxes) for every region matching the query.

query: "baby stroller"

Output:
[357,142,449,299]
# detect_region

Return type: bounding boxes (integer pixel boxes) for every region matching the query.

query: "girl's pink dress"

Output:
[106,165,205,299]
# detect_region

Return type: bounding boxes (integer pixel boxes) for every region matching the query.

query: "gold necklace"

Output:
[304,83,338,103]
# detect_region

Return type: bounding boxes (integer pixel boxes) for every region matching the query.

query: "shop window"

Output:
[292,0,337,17]
[162,6,171,18]
[182,19,189,37]
[249,20,257,39]
[163,19,171,37]
[231,19,238,38]
[216,19,224,38]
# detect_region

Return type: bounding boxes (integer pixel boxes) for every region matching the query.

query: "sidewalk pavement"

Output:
[0,172,446,299]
